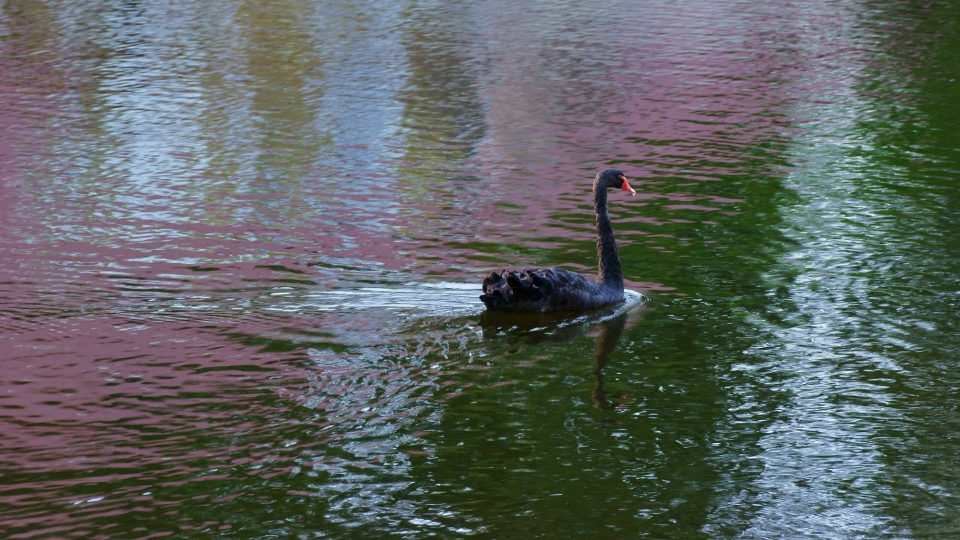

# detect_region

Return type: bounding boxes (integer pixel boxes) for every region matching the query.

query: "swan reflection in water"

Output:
[479,293,646,409]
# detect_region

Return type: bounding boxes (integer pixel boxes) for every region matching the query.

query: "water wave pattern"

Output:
[2,0,959,537]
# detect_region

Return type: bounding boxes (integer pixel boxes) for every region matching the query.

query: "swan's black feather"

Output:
[480,267,622,313]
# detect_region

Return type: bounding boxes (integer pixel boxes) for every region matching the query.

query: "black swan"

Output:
[480,168,635,312]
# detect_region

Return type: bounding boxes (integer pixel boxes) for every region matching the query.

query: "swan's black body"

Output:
[480,169,635,312]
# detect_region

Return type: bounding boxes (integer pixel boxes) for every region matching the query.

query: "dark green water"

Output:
[1,0,959,537]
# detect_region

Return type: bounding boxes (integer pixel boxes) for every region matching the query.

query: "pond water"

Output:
[2,0,959,537]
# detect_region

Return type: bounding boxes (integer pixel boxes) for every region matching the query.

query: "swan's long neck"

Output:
[594,186,623,288]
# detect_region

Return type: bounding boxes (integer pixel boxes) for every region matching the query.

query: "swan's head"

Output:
[597,168,636,196]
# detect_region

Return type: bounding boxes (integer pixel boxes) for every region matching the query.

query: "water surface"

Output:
[2,0,960,537]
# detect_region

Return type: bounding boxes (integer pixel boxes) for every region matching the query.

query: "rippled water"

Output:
[2,0,959,537]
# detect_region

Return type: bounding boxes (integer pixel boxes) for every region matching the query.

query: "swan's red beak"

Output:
[620,175,636,196]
